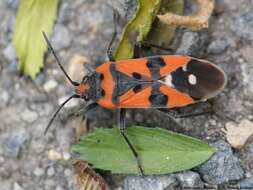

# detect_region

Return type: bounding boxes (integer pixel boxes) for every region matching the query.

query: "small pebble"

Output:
[44,179,55,188]
[14,83,20,90]
[43,80,58,92]
[223,119,253,149]
[245,172,252,178]
[0,91,9,107]
[2,130,29,158]
[56,186,65,190]
[0,156,5,163]
[209,119,217,126]
[20,109,38,123]
[33,167,45,177]
[3,43,16,61]
[238,57,244,64]
[48,149,62,161]
[47,167,55,177]
[176,171,204,189]
[62,151,71,161]
[207,38,229,54]
[13,182,23,190]
[64,169,72,177]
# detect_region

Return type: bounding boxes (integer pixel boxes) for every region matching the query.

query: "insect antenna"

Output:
[44,94,80,135]
[42,31,79,86]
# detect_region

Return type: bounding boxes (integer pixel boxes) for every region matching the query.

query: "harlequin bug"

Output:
[42,12,226,176]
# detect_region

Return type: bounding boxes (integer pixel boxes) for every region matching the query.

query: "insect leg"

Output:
[174,110,214,118]
[44,94,80,135]
[78,102,98,116]
[133,41,173,58]
[118,108,144,175]
[107,9,119,61]
[172,101,222,119]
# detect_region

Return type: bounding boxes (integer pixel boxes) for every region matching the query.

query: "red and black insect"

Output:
[42,13,226,176]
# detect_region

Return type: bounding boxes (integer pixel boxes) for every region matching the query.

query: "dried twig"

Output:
[157,0,214,30]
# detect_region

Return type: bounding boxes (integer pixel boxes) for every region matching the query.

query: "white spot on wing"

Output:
[188,74,197,85]
[164,74,174,87]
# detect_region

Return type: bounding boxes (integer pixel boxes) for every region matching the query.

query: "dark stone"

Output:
[197,140,244,184]
[238,177,253,190]
[124,175,179,190]
[1,129,30,158]
[176,171,204,189]
[175,30,209,57]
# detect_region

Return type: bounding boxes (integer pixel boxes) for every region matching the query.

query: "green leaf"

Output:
[13,0,59,79]
[72,126,215,175]
[146,0,184,47]
[114,0,162,60]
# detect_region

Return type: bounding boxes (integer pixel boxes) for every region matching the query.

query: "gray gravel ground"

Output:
[0,0,253,189]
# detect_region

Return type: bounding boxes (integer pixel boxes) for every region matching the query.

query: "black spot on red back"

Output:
[133,84,142,93]
[149,84,168,107]
[146,56,165,80]
[149,94,168,107]
[132,72,142,80]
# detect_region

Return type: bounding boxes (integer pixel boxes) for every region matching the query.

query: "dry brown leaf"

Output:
[157,0,214,30]
[73,160,110,190]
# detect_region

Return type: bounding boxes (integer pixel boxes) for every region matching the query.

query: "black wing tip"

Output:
[188,58,227,100]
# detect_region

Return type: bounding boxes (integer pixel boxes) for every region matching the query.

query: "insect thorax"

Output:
[85,72,104,101]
